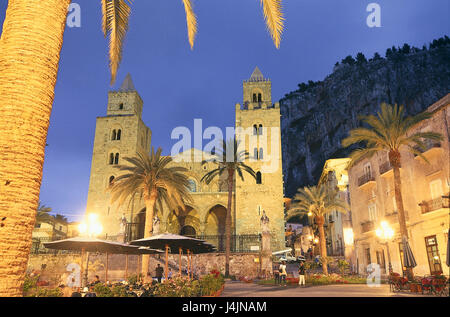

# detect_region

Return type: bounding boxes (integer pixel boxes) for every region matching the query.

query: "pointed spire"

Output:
[119,73,136,92]
[250,66,264,81]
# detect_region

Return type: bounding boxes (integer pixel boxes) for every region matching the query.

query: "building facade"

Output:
[85,68,286,252]
[348,94,450,276]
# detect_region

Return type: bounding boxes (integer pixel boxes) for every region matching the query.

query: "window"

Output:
[119,103,124,110]
[109,176,115,185]
[252,94,257,102]
[258,124,263,135]
[365,248,371,265]
[258,93,262,102]
[256,172,262,184]
[111,130,117,141]
[259,148,264,160]
[429,179,443,199]
[368,204,377,221]
[211,147,215,155]
[188,179,197,192]
[254,148,258,160]
[114,153,119,165]
[376,250,386,271]
[253,124,258,135]
[116,129,121,140]
[109,153,114,165]
[425,235,443,275]
[363,163,372,178]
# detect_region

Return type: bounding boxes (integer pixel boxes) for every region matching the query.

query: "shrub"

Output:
[93,283,113,297]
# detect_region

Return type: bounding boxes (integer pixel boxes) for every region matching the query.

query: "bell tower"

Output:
[235,67,285,252]
[85,74,151,237]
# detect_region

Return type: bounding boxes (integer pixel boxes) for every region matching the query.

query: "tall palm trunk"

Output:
[389,150,413,278]
[225,169,234,277]
[0,0,70,296]
[315,216,328,275]
[141,190,157,280]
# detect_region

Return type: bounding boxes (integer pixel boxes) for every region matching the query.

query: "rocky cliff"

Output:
[280,37,450,198]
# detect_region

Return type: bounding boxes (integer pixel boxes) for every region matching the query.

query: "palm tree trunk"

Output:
[0,0,71,297]
[225,169,234,277]
[141,191,157,281]
[315,216,328,275]
[389,151,413,279]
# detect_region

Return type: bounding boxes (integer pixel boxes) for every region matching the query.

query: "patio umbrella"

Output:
[44,237,163,284]
[402,236,417,274]
[130,233,216,280]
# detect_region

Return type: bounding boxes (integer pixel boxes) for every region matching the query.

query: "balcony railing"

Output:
[361,221,374,233]
[196,234,262,253]
[358,173,375,187]
[379,161,393,175]
[413,140,441,156]
[419,194,450,214]
[30,237,80,255]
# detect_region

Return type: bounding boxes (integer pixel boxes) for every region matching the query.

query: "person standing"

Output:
[273,264,280,285]
[298,261,306,287]
[279,261,287,286]
[155,264,164,283]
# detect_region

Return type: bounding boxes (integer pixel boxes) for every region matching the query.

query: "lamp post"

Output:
[78,213,103,287]
[375,221,394,274]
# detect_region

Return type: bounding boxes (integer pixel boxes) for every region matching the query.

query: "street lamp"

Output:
[375,221,394,274]
[77,213,103,287]
[78,213,103,238]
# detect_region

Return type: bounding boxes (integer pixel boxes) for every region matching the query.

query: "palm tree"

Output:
[109,148,192,278]
[0,0,283,296]
[201,139,256,277]
[288,185,348,275]
[342,103,442,279]
[36,202,53,224]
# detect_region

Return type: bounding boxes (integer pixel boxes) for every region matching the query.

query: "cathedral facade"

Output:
[85,68,286,251]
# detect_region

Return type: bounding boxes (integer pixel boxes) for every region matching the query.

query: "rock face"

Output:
[280,39,450,198]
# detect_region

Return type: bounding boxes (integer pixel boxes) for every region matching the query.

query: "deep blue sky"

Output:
[1,1,448,221]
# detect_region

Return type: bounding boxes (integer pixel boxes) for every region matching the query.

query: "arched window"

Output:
[109,176,115,185]
[111,130,117,141]
[253,124,258,135]
[259,148,264,160]
[119,103,124,110]
[258,124,263,135]
[188,179,197,192]
[116,129,121,140]
[258,93,262,102]
[256,172,262,184]
[211,147,215,155]
[114,153,119,165]
[252,94,257,102]
[254,148,258,160]
[109,153,114,165]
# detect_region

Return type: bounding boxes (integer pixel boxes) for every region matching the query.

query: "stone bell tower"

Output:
[234,67,285,252]
[85,74,151,238]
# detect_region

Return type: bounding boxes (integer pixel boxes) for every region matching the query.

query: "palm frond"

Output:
[182,0,198,50]
[260,0,284,48]
[103,0,133,84]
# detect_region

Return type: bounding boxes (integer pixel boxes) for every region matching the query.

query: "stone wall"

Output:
[27,252,263,286]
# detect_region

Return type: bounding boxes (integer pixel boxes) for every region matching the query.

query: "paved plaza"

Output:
[220,281,431,297]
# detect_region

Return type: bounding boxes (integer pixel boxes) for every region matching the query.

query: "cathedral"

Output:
[85,67,286,252]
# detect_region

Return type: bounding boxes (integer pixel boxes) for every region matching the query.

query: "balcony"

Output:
[413,140,442,161]
[419,194,450,214]
[379,161,393,177]
[358,173,376,189]
[361,220,374,233]
[384,210,409,223]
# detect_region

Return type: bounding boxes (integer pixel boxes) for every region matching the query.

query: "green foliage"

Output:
[23,274,39,295]
[199,273,225,296]
[33,288,63,297]
[127,273,143,285]
[93,283,113,297]
[337,259,350,275]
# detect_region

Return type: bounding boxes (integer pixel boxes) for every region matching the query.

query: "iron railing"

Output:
[30,237,80,255]
[361,221,374,233]
[413,140,441,156]
[419,194,450,214]
[196,234,261,253]
[379,161,393,175]
[358,173,375,187]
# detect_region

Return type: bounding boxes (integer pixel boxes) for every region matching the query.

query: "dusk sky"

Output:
[1,0,448,221]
